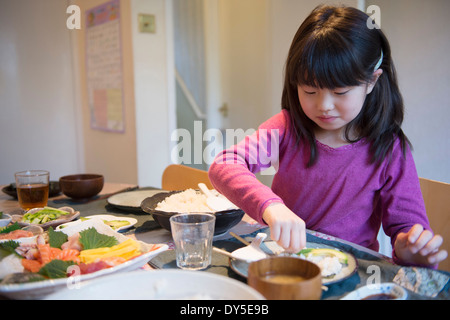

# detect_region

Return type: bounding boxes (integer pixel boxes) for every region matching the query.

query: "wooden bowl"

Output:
[248,256,322,300]
[59,174,104,199]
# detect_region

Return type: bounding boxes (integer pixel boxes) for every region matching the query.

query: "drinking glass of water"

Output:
[170,213,215,270]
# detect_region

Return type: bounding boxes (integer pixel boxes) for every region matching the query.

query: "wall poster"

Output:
[85,0,124,133]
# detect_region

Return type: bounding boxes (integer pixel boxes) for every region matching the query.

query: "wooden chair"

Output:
[419,177,450,271]
[161,164,214,191]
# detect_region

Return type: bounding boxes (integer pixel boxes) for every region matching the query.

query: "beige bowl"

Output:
[0,213,12,227]
[248,256,322,300]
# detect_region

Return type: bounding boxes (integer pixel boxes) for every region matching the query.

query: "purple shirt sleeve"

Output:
[377,141,433,266]
[380,141,430,244]
[209,112,290,224]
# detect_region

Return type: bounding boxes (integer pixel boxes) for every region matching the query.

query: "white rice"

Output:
[155,189,214,213]
[307,256,342,277]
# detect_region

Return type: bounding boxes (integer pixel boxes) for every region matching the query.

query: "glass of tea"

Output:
[14,170,50,210]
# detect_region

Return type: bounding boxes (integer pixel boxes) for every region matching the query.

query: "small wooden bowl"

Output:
[59,174,104,199]
[248,256,322,300]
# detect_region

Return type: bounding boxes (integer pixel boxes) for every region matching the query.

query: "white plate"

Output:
[341,282,407,300]
[0,235,38,245]
[230,241,358,285]
[45,269,265,300]
[56,215,137,232]
[0,220,168,299]
[0,225,44,245]
[107,189,166,212]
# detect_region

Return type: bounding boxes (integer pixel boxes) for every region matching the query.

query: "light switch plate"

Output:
[138,14,155,33]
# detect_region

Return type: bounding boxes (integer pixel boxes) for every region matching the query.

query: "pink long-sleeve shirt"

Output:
[209,110,431,253]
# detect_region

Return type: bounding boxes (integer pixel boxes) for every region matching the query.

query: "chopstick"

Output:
[213,247,234,259]
[229,231,250,246]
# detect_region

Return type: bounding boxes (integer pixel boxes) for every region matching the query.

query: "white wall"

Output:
[366,0,450,184]
[0,0,82,184]
[0,0,177,188]
[363,0,450,256]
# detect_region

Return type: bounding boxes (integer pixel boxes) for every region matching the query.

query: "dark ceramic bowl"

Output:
[59,174,104,199]
[141,191,245,236]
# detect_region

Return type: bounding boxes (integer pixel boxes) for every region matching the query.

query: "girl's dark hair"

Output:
[281,5,410,166]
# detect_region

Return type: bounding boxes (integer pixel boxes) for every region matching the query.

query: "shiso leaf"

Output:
[38,259,77,279]
[297,248,314,255]
[79,227,118,250]
[0,240,20,258]
[48,227,68,249]
[0,222,21,234]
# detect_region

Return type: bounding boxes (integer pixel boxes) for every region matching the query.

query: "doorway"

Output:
[172,0,209,171]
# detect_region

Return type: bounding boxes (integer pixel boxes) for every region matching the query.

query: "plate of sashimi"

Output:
[0,218,168,299]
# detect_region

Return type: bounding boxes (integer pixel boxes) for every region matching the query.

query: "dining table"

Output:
[1,182,449,300]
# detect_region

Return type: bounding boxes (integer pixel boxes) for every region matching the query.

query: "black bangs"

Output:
[292,30,368,89]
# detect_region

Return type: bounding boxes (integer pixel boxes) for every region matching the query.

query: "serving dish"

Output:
[140,191,245,235]
[11,206,80,230]
[0,219,168,299]
[56,214,137,232]
[45,269,265,300]
[230,241,358,285]
[0,225,44,245]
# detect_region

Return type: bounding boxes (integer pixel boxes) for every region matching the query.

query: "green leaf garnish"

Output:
[38,260,77,279]
[0,222,21,234]
[79,227,118,250]
[297,248,314,255]
[0,240,20,258]
[48,227,68,249]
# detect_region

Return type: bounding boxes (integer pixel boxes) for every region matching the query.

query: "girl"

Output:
[209,5,447,267]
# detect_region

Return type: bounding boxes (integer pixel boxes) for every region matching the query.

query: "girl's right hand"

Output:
[262,203,306,253]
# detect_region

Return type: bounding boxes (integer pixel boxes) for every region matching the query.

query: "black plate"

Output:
[2,181,61,199]
[140,191,245,235]
[106,188,163,213]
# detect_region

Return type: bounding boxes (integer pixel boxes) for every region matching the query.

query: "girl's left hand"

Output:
[394,224,448,267]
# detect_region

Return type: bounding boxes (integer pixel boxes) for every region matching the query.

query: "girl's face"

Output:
[297,72,380,142]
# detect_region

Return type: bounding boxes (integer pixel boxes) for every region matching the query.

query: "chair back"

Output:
[162,164,213,191]
[419,177,450,271]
